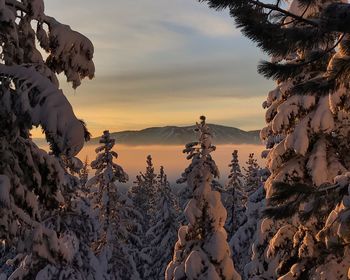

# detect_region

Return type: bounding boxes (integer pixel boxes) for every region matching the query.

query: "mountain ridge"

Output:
[89,124,262,146]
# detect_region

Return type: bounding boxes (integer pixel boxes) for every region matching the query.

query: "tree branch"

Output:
[249,0,319,27]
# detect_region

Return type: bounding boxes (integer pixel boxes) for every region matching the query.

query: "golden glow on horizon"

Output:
[29,93,265,139]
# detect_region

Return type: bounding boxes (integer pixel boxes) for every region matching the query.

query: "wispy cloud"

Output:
[45,0,271,137]
[46,0,240,73]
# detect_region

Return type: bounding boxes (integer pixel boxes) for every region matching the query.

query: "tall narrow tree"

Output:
[87,130,128,239]
[243,153,261,197]
[129,155,158,277]
[79,156,90,193]
[143,166,179,280]
[129,155,158,230]
[166,116,241,280]
[87,131,140,279]
[224,150,246,240]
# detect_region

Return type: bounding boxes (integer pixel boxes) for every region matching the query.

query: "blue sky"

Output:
[45,0,273,136]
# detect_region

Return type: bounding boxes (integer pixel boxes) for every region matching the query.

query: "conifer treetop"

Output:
[89,130,128,185]
[227,150,243,189]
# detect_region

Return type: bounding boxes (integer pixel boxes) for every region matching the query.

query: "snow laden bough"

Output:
[0,0,95,156]
[0,0,96,278]
[166,116,241,280]
[0,64,86,157]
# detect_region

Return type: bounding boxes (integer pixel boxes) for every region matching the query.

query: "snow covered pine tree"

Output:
[224,150,246,240]
[143,166,179,280]
[242,153,261,197]
[129,155,158,277]
[79,156,90,192]
[166,116,241,280]
[200,0,350,278]
[87,130,142,280]
[130,155,158,230]
[0,0,101,279]
[87,130,129,242]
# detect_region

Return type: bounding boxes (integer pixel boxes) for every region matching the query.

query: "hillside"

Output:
[89,124,261,145]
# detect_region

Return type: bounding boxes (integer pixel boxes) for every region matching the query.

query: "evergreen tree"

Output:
[200,0,350,278]
[0,0,98,278]
[166,116,241,280]
[230,185,265,278]
[87,131,140,279]
[143,166,179,280]
[129,155,158,277]
[129,155,158,230]
[224,150,246,240]
[87,130,128,238]
[242,153,261,197]
[79,156,90,193]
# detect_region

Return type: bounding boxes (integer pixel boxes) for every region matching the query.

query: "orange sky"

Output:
[68,143,266,184]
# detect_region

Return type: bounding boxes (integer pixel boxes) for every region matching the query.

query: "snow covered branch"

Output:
[0,64,85,156]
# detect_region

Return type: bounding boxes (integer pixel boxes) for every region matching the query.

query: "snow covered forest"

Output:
[2,0,350,279]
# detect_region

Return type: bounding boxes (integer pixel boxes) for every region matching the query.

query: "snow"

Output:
[284,117,310,156]
[203,229,229,262]
[306,137,329,186]
[0,64,85,156]
[310,96,335,133]
[45,16,95,89]
[178,226,188,246]
[185,250,205,279]
[58,232,79,263]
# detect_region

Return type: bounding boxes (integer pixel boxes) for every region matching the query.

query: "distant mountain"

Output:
[89,124,262,146]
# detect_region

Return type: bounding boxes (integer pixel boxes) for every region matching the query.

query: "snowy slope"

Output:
[88,124,261,146]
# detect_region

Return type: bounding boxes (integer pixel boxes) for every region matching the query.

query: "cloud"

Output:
[63,57,272,107]
[162,8,238,38]
[45,0,270,136]
[45,0,240,74]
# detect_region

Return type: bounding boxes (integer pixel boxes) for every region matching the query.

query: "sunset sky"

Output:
[44,0,274,137]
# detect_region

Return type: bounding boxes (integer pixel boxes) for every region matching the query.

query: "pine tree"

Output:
[129,155,158,230]
[100,191,142,280]
[166,116,241,280]
[199,0,350,278]
[230,184,265,278]
[79,156,90,192]
[87,130,128,238]
[224,150,246,240]
[129,155,158,277]
[143,166,179,280]
[0,0,98,278]
[86,131,140,279]
[242,153,261,197]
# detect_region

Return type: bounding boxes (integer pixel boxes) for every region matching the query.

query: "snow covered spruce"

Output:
[143,166,179,280]
[242,153,261,198]
[87,130,144,280]
[129,156,180,279]
[87,130,129,239]
[129,155,158,231]
[166,116,241,280]
[222,150,246,242]
[0,0,99,279]
[199,0,350,278]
